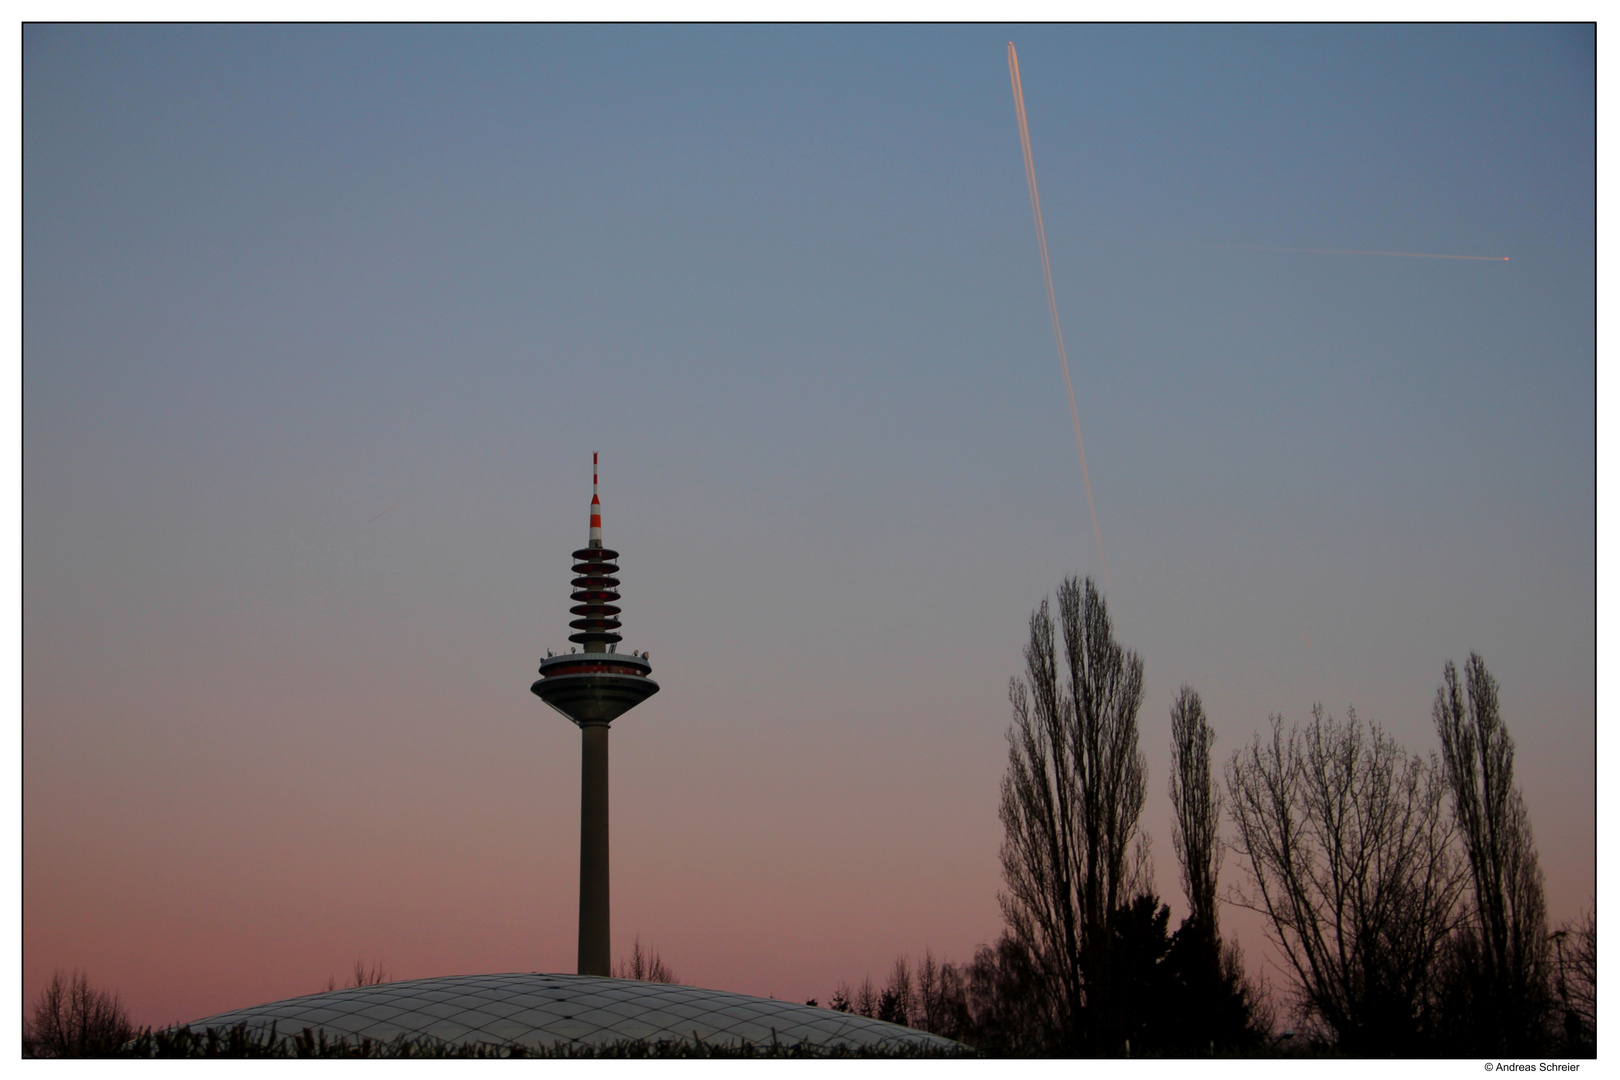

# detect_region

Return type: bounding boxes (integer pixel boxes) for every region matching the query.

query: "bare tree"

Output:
[824,943,1066,1052]
[1226,707,1465,1053]
[1551,907,1595,1053]
[1433,654,1550,1050]
[349,958,391,988]
[964,933,1055,1054]
[915,951,940,1031]
[877,956,913,1026]
[612,936,678,984]
[999,576,1146,1050]
[912,949,969,1037]
[1058,577,1147,944]
[25,969,133,1058]
[1170,684,1221,943]
[1161,685,1272,1052]
[1000,594,1082,1038]
[854,975,878,1018]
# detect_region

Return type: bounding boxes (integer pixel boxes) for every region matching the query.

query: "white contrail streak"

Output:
[1008,42,1108,589]
[1223,243,1508,262]
[367,489,419,523]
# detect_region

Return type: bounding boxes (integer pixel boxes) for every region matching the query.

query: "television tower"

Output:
[531,454,660,977]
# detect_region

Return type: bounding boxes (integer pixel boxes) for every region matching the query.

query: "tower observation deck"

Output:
[531,454,659,976]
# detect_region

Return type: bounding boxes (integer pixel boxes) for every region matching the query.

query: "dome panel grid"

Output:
[181,973,959,1052]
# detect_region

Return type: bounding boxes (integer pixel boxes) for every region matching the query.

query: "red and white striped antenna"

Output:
[589,453,602,547]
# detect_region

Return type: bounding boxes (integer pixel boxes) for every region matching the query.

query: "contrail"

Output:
[1220,244,1508,262]
[367,489,419,523]
[1008,41,1108,589]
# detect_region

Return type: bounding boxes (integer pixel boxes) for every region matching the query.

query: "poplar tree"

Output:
[999,576,1145,1051]
[1432,655,1550,1052]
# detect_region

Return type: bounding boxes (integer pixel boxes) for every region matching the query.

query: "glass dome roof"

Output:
[182,972,960,1053]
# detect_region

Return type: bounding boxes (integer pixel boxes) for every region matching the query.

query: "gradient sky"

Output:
[23,24,1594,1029]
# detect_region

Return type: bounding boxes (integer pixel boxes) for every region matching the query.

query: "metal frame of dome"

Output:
[179,973,962,1053]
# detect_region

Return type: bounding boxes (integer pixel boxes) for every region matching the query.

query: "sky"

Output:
[22,23,1594,1029]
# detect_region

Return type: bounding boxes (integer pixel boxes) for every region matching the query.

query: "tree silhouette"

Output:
[1551,906,1595,1054]
[1226,707,1464,1053]
[1432,654,1551,1053]
[1101,893,1174,1054]
[876,956,913,1026]
[350,959,390,987]
[24,969,133,1058]
[1158,686,1267,1054]
[1169,685,1221,955]
[963,933,1054,1053]
[999,576,1145,1051]
[612,936,678,984]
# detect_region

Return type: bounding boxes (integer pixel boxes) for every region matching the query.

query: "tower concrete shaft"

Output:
[531,454,659,978]
[578,723,610,976]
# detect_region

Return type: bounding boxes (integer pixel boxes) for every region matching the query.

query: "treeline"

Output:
[30,1015,969,1059]
[818,934,1264,1056]
[103,1024,970,1059]
[823,577,1595,1057]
